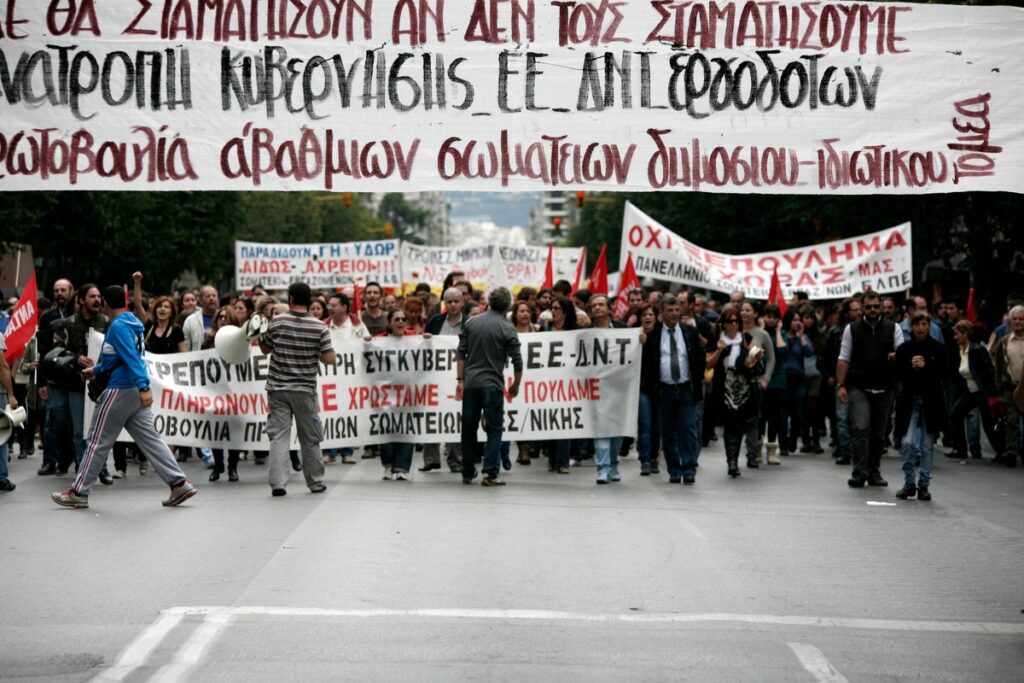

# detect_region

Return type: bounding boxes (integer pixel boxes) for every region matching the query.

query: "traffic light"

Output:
[576,191,585,208]
[552,216,562,235]
[342,192,354,207]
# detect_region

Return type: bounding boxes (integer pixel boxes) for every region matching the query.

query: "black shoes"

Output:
[727,462,740,478]
[847,475,866,488]
[462,470,478,485]
[418,463,441,472]
[944,450,967,460]
[98,469,114,486]
[37,462,56,476]
[271,488,286,497]
[640,462,651,476]
[228,466,238,482]
[747,459,759,469]
[867,474,888,487]
[895,484,917,500]
[290,453,302,472]
[683,474,695,485]
[917,485,931,501]
[834,456,851,465]
[669,475,681,484]
[501,455,512,471]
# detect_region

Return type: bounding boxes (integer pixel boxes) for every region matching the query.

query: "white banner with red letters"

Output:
[1,2,1022,194]
[235,240,400,291]
[88,328,640,449]
[401,243,583,294]
[621,202,912,298]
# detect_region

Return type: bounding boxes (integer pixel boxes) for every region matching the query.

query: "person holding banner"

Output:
[543,295,579,474]
[641,295,707,485]
[589,295,626,484]
[360,282,388,337]
[324,293,366,466]
[258,283,336,497]
[421,288,469,474]
[457,287,522,487]
[52,286,196,509]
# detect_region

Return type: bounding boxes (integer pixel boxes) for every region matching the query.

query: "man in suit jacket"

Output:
[641,295,707,484]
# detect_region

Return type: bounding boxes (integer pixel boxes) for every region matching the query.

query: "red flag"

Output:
[571,246,587,293]
[768,267,788,317]
[614,252,640,321]
[966,288,980,325]
[588,244,609,295]
[4,272,38,364]
[352,280,361,317]
[541,244,554,290]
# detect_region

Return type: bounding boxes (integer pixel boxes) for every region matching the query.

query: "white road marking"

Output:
[91,606,1024,680]
[788,642,850,683]
[149,611,235,683]
[90,611,185,682]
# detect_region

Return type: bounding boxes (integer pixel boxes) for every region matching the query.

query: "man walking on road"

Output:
[991,305,1024,468]
[456,287,522,487]
[259,282,336,497]
[52,286,196,509]
[421,287,468,474]
[836,290,905,488]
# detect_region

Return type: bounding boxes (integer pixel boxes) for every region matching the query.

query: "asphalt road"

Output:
[2,437,1022,682]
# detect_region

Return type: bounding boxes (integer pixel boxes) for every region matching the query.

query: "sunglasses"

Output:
[392,317,406,322]
[863,304,881,310]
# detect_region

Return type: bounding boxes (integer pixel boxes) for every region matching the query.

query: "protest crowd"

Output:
[0,263,1022,507]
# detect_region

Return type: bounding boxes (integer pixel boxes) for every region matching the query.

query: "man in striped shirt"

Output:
[259,282,336,497]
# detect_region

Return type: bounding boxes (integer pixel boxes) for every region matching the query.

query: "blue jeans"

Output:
[835,386,851,457]
[594,437,623,476]
[381,443,413,472]
[461,386,505,477]
[637,391,659,464]
[48,386,87,467]
[660,383,700,478]
[900,399,935,487]
[0,392,9,481]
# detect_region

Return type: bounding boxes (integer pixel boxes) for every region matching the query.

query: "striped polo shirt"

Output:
[264,310,333,392]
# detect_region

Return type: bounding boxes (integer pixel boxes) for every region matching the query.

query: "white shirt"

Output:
[329,316,368,346]
[659,324,690,385]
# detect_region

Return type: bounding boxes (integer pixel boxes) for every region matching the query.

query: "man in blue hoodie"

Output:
[52,286,196,509]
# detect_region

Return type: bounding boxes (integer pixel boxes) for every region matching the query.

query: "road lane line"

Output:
[149,611,235,683]
[159,606,1024,635]
[788,642,850,683]
[90,610,187,682]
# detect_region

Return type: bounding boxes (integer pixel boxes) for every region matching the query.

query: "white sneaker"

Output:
[113,470,126,479]
[382,467,394,480]
[394,471,408,481]
[569,459,580,467]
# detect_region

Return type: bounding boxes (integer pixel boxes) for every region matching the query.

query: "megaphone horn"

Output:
[214,326,252,365]
[0,405,27,444]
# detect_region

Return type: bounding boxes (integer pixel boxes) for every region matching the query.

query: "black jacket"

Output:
[954,341,998,398]
[640,322,706,401]
[425,312,466,336]
[893,336,948,439]
[49,313,108,391]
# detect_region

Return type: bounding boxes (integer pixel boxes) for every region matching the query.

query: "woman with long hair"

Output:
[309,295,328,322]
[177,290,197,325]
[372,309,432,480]
[511,301,538,465]
[947,319,1002,460]
[143,296,186,354]
[403,296,427,334]
[234,296,255,325]
[543,295,578,473]
[798,304,825,454]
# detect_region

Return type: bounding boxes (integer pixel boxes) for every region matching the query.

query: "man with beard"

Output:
[35,279,74,476]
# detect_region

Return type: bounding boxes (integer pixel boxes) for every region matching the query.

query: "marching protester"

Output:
[589,294,625,484]
[707,310,763,478]
[324,293,366,466]
[543,295,578,474]
[739,300,775,462]
[823,298,862,465]
[783,309,815,456]
[52,286,196,509]
[836,291,904,488]
[360,282,388,336]
[636,303,662,476]
[183,285,220,352]
[203,306,243,482]
[511,300,539,465]
[892,312,948,500]
[36,279,75,476]
[991,305,1024,468]
[760,305,789,466]
[421,287,468,473]
[456,287,522,487]
[945,320,1001,461]
[258,283,335,497]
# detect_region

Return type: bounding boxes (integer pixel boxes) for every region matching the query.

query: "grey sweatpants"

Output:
[422,442,462,469]
[267,390,325,491]
[74,388,186,495]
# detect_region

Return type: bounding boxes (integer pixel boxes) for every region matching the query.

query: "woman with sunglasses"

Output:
[369,308,432,480]
[203,306,244,482]
[707,311,765,478]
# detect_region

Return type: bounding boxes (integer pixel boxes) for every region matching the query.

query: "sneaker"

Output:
[309,482,327,493]
[650,464,660,474]
[139,461,148,475]
[394,471,409,481]
[608,469,621,482]
[895,484,917,500]
[113,470,126,479]
[569,459,580,467]
[640,462,651,476]
[52,487,87,508]
[669,475,681,484]
[341,455,356,464]
[481,475,506,486]
[0,480,15,493]
[323,456,337,465]
[596,470,609,485]
[162,480,197,507]
[382,467,394,481]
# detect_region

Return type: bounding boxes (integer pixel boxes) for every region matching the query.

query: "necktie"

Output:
[668,326,681,382]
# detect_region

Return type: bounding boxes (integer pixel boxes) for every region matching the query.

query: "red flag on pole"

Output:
[614,252,640,321]
[571,246,587,293]
[588,244,609,295]
[965,288,980,325]
[4,272,38,364]
[352,279,362,317]
[768,267,788,317]
[541,244,554,290]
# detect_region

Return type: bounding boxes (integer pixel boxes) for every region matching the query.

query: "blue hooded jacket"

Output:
[92,313,150,390]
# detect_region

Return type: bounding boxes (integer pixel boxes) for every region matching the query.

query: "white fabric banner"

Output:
[1,1,1021,194]
[88,328,641,449]
[621,202,912,298]
[235,239,400,290]
[400,243,582,293]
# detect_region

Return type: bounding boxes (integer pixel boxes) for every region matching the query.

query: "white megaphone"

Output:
[0,405,27,443]
[213,314,269,365]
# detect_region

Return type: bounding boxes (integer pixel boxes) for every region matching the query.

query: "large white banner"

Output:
[401,243,582,293]
[89,328,641,449]
[2,2,1022,194]
[621,202,911,298]
[235,239,400,290]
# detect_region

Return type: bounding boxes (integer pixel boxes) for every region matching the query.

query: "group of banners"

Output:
[0,1,1021,194]
[87,329,642,449]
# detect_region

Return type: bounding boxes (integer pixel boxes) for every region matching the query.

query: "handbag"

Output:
[86,371,111,403]
[41,346,79,384]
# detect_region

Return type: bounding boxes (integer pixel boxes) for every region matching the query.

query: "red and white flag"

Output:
[571,246,587,293]
[588,244,609,295]
[614,252,640,321]
[4,272,38,364]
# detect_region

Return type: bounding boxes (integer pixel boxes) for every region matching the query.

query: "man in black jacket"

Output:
[35,278,75,476]
[641,295,707,485]
[836,291,905,487]
[421,287,467,473]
